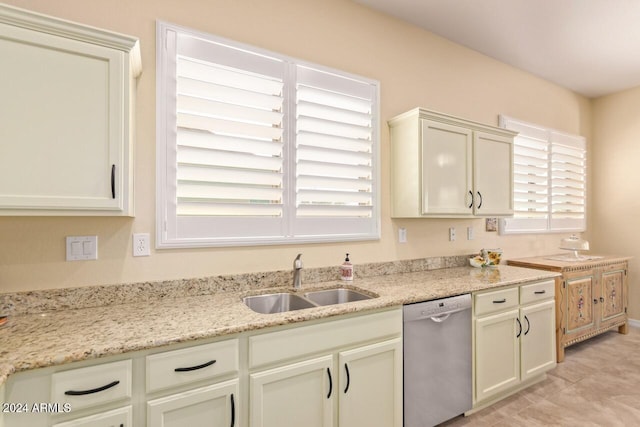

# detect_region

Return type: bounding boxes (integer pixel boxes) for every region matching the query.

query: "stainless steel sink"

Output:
[242,292,316,314]
[303,288,374,306]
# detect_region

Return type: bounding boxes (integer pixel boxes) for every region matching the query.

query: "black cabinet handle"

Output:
[64,380,120,396]
[534,290,546,295]
[344,363,350,394]
[493,299,507,304]
[594,299,598,304]
[468,190,474,209]
[327,367,332,399]
[174,359,216,372]
[111,164,116,199]
[516,317,522,338]
[230,393,235,427]
[477,191,483,209]
[524,315,531,335]
[600,297,605,303]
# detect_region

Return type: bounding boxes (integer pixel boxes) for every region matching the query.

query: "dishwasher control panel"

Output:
[404,293,471,319]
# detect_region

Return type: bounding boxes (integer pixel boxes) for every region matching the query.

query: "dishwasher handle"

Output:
[429,313,452,323]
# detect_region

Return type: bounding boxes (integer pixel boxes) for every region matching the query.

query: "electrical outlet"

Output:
[467,226,474,240]
[449,227,456,242]
[133,233,150,257]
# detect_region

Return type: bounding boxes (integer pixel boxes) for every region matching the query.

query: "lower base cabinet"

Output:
[147,380,238,427]
[473,281,556,407]
[249,339,402,427]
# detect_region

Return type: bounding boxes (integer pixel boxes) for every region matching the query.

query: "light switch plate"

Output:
[66,236,98,261]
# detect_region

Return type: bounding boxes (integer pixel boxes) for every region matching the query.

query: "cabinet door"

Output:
[0,22,130,214]
[565,274,596,334]
[473,132,513,216]
[520,300,556,382]
[600,267,625,322]
[475,308,520,402]
[421,119,473,215]
[53,406,132,427]
[338,339,402,427]
[147,380,238,427]
[250,356,333,427]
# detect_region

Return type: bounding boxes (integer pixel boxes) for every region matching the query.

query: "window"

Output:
[156,22,379,248]
[499,115,586,234]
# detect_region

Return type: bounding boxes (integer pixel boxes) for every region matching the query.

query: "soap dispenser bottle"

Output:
[340,253,353,281]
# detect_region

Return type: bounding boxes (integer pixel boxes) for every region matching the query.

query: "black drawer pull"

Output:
[327,367,333,399]
[534,290,546,295]
[493,299,507,304]
[174,359,216,372]
[344,363,351,394]
[64,380,120,396]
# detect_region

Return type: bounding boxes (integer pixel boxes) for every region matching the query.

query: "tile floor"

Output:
[441,327,640,426]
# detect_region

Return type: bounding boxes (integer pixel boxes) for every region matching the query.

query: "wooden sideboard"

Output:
[507,255,630,362]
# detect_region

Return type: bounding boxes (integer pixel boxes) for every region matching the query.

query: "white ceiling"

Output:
[354,0,640,98]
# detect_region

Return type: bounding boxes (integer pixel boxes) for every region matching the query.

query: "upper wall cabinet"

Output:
[389,108,516,218]
[0,4,141,216]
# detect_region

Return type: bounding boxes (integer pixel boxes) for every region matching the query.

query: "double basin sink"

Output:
[243,287,376,314]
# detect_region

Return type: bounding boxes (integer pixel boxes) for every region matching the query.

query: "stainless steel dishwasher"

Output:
[403,294,472,427]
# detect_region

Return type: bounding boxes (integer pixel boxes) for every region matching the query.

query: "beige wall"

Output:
[0,0,592,293]
[590,86,640,318]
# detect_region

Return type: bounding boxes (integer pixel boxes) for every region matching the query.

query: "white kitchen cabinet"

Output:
[520,300,556,381]
[473,280,556,408]
[248,309,403,427]
[250,356,334,427]
[0,4,141,216]
[338,339,402,427]
[147,380,238,427]
[474,307,520,402]
[389,108,515,218]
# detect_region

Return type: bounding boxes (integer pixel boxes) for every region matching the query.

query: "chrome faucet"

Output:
[293,253,303,289]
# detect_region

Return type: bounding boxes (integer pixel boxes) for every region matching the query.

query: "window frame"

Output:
[499,115,587,235]
[156,21,380,248]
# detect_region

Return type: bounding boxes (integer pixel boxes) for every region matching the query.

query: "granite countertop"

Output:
[0,264,559,387]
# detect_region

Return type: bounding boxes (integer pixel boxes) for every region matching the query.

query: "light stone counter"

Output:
[0,263,559,387]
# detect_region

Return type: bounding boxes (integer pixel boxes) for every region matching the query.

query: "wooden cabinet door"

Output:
[250,356,333,427]
[338,339,402,427]
[147,380,238,427]
[473,132,513,216]
[520,300,556,382]
[564,273,596,334]
[600,267,625,322]
[420,119,473,215]
[475,308,520,402]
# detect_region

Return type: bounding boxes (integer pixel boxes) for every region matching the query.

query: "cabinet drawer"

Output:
[51,360,132,411]
[146,339,239,393]
[474,287,519,316]
[520,280,555,305]
[52,405,132,427]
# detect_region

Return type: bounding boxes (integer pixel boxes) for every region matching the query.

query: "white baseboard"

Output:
[627,318,640,328]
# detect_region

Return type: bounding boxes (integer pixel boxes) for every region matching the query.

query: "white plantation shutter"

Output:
[499,116,586,234]
[157,23,379,247]
[550,132,586,230]
[293,65,378,238]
